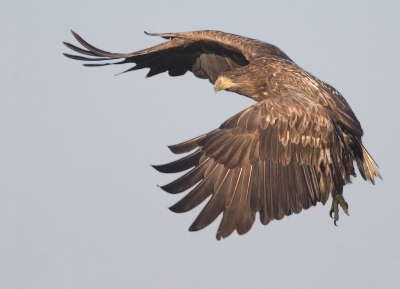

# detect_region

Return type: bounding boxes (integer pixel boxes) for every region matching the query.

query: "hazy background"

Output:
[1,1,399,288]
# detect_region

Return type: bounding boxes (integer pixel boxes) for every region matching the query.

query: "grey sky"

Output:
[1,1,399,288]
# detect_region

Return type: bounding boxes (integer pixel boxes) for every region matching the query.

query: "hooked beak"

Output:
[214,76,233,93]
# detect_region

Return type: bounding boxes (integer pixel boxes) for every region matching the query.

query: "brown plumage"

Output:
[63,30,381,240]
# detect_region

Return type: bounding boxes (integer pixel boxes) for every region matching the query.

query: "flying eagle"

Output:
[63,30,381,240]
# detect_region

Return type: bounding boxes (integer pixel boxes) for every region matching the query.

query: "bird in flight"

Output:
[63,30,381,240]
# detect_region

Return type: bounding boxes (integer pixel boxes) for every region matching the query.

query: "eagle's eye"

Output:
[229,75,236,80]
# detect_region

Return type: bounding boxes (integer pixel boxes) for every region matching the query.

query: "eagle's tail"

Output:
[356,144,382,184]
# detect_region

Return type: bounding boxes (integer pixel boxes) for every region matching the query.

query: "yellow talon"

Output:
[330,194,349,226]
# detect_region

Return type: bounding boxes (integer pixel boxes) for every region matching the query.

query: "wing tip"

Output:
[151,164,165,173]
[168,204,183,213]
[70,29,78,38]
[159,184,174,194]
[144,31,158,36]
[188,224,199,232]
[167,135,205,154]
[144,31,174,39]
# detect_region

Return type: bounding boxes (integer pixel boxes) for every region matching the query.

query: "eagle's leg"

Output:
[329,193,349,226]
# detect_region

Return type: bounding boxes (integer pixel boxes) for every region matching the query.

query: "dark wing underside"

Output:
[154,95,355,240]
[63,30,292,84]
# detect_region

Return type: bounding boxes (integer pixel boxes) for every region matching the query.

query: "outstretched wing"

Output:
[153,95,355,240]
[63,30,292,84]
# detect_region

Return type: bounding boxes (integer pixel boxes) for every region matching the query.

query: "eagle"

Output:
[63,30,381,240]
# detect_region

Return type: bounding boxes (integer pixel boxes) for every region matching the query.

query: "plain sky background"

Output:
[1,1,399,288]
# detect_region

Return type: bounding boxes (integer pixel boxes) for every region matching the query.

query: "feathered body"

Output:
[64,30,381,240]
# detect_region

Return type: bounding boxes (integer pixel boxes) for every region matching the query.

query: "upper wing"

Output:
[268,59,364,138]
[153,95,355,240]
[63,30,292,84]
[293,68,365,138]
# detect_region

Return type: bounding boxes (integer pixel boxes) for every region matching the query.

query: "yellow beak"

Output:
[214,76,233,93]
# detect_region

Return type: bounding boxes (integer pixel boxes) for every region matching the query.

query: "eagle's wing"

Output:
[289,67,365,138]
[63,30,292,84]
[154,94,354,240]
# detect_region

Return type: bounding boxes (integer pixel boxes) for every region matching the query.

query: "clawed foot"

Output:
[329,195,349,226]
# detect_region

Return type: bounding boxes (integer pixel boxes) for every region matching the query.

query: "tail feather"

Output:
[356,144,381,184]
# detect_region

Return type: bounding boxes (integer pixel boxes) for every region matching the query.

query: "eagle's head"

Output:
[214,70,245,93]
[214,67,264,101]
